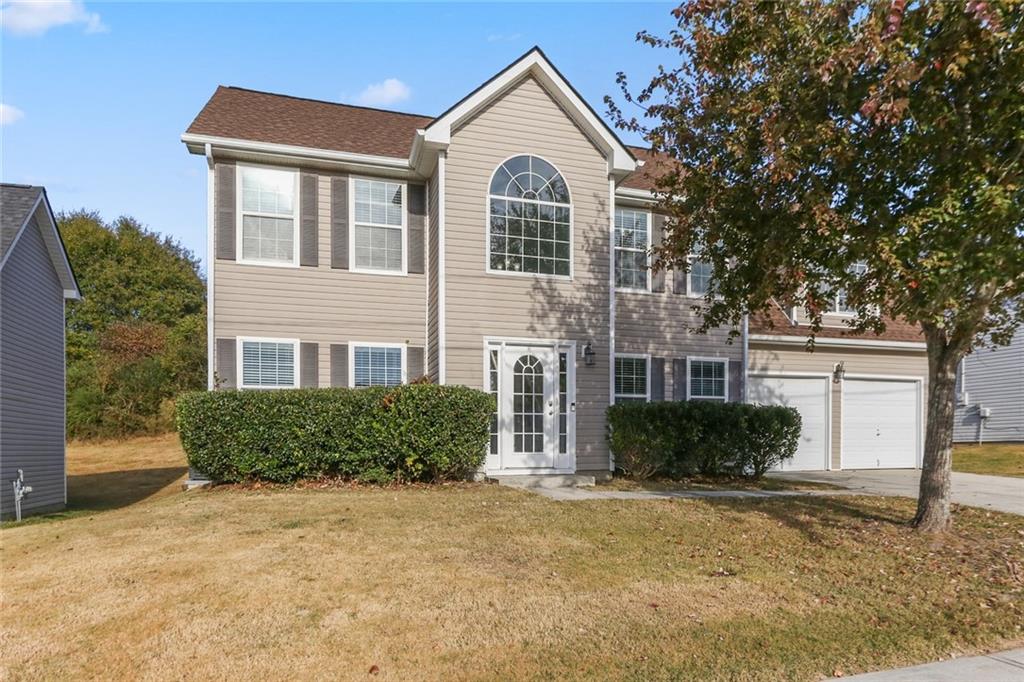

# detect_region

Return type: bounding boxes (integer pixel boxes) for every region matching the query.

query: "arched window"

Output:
[488,155,571,276]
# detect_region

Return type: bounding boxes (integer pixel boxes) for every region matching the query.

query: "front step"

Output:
[492,474,596,489]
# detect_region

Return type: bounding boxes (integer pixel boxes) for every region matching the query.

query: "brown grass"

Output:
[1,436,1022,681]
[954,443,1024,478]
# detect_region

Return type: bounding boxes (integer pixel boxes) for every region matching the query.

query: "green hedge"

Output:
[176,385,494,483]
[607,401,801,480]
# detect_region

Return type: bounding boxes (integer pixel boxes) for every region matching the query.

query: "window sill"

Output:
[484,268,573,282]
[349,266,409,277]
[235,258,300,269]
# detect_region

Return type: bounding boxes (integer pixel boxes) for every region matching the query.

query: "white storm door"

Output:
[500,346,558,470]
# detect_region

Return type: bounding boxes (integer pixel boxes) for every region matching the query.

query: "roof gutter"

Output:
[748,334,926,350]
[181,133,412,171]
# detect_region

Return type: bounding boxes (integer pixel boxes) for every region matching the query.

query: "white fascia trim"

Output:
[422,50,637,175]
[206,143,215,390]
[181,133,411,171]
[615,187,656,202]
[0,192,81,299]
[749,334,927,350]
[437,151,447,384]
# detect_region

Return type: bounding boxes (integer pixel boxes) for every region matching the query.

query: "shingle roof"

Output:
[185,86,664,189]
[750,302,925,343]
[185,86,433,158]
[621,146,675,191]
[1,184,43,259]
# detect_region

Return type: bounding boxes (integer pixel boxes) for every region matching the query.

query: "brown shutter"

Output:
[672,358,687,401]
[300,173,318,267]
[407,346,425,381]
[729,359,743,402]
[651,214,666,293]
[331,175,349,269]
[330,344,348,387]
[407,183,426,274]
[215,162,236,261]
[650,357,665,401]
[215,338,236,389]
[673,268,688,295]
[301,342,318,388]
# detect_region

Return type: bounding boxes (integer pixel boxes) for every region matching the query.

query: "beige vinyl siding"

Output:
[749,342,928,468]
[445,75,612,472]
[426,172,440,381]
[213,170,426,388]
[0,217,67,519]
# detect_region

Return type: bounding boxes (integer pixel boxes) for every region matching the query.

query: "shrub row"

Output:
[607,401,801,480]
[176,385,494,483]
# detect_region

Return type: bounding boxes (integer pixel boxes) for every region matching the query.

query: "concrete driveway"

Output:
[770,469,1024,516]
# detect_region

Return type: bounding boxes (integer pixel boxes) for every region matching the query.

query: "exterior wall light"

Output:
[583,342,596,367]
[832,361,846,384]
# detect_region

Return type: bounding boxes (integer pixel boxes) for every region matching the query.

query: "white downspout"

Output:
[205,143,215,390]
[437,151,447,384]
[741,313,749,402]
[608,176,616,471]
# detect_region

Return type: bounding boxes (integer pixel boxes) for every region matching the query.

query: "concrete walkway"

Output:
[770,469,1024,516]
[841,647,1024,680]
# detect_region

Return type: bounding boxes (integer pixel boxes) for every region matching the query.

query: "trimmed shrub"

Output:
[607,401,801,479]
[176,384,494,483]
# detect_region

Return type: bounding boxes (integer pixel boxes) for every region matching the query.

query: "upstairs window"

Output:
[688,252,713,296]
[614,209,650,291]
[239,166,299,265]
[239,339,297,389]
[488,155,572,277]
[824,262,868,314]
[352,178,405,273]
[352,345,404,387]
[614,355,649,403]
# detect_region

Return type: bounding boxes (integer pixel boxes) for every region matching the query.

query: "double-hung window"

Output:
[614,355,649,403]
[688,254,713,296]
[239,338,298,389]
[687,358,727,401]
[352,345,405,387]
[352,178,406,273]
[239,166,299,266]
[614,209,650,291]
[825,262,868,314]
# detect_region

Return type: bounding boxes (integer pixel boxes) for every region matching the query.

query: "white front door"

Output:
[500,345,559,470]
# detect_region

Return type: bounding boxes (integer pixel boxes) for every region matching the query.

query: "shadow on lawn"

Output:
[706,495,911,543]
[67,466,187,512]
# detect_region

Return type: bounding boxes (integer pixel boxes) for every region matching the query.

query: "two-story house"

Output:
[183,47,929,479]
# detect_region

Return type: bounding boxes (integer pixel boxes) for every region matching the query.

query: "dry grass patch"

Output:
[954,443,1024,478]
[2,475,1022,681]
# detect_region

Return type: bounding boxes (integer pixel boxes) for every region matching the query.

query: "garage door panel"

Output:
[842,379,919,469]
[749,375,829,471]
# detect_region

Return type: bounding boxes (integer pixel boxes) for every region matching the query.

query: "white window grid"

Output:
[236,165,300,267]
[615,209,650,291]
[687,357,728,401]
[614,354,650,403]
[237,337,299,389]
[351,343,406,387]
[350,177,407,275]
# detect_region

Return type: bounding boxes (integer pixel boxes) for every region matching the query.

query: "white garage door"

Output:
[842,379,920,469]
[748,375,830,471]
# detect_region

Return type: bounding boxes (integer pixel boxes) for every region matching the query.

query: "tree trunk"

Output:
[913,327,961,532]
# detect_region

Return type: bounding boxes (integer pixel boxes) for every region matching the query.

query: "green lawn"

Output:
[1,436,1022,681]
[954,443,1024,478]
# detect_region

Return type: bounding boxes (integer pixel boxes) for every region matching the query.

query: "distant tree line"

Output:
[60,211,206,439]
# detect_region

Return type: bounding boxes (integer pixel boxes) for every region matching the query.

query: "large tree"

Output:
[608,0,1023,531]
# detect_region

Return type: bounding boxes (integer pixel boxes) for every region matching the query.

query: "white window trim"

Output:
[614,208,652,293]
[686,253,714,299]
[348,175,409,276]
[235,163,301,268]
[236,336,300,390]
[484,154,574,282]
[614,353,651,402]
[686,356,729,402]
[348,341,408,388]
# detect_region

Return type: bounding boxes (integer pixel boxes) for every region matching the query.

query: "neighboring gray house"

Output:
[0,184,80,519]
[955,330,1024,444]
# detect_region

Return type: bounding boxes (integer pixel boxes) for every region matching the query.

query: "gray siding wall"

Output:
[954,332,1024,443]
[0,217,66,518]
[444,76,612,472]
[212,169,427,388]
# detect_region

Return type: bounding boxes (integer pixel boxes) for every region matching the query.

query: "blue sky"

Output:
[1,1,675,269]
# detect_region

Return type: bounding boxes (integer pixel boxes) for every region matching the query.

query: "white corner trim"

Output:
[0,191,81,299]
[685,356,729,402]
[437,151,447,384]
[423,49,636,175]
[748,334,927,350]
[181,133,411,171]
[206,148,215,390]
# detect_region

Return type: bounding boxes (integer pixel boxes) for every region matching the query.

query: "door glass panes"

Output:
[513,355,545,454]
[489,349,499,455]
[558,352,568,454]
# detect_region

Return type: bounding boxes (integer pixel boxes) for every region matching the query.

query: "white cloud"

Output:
[0,103,25,126]
[353,78,411,107]
[1,1,108,36]
[487,33,522,43]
